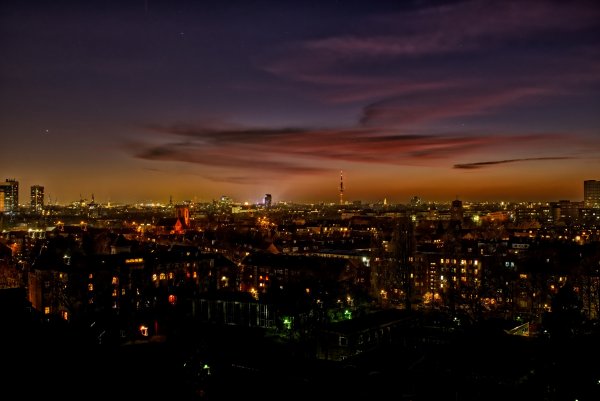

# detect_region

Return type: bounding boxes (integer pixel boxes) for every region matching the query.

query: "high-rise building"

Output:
[31,185,44,212]
[264,194,272,208]
[584,180,600,207]
[0,179,19,213]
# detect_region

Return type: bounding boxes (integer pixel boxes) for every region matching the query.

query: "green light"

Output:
[344,309,352,319]
[283,317,292,330]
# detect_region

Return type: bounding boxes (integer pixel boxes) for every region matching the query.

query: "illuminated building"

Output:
[264,193,272,208]
[0,179,19,213]
[30,185,44,212]
[584,180,600,208]
[175,205,190,227]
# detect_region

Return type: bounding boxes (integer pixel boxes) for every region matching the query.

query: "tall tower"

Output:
[339,170,344,205]
[31,185,45,212]
[0,179,19,213]
[584,180,600,208]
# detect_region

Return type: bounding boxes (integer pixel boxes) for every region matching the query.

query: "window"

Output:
[339,336,348,346]
[88,283,94,291]
[44,306,50,314]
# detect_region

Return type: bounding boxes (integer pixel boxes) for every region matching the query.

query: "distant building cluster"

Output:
[1,177,600,358]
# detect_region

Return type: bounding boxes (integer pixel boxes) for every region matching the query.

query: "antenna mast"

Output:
[339,170,344,205]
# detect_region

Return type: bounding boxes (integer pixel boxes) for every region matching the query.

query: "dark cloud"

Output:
[359,86,551,127]
[130,121,575,177]
[304,2,600,59]
[454,157,574,169]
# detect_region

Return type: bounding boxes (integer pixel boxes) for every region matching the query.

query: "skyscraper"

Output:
[31,185,44,212]
[0,179,19,213]
[584,180,600,207]
[264,193,272,208]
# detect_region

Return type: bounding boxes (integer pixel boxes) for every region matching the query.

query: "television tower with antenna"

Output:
[339,170,344,205]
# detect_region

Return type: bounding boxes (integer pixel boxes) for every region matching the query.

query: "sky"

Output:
[1,0,599,205]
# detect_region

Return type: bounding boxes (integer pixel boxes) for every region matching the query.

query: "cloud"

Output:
[359,86,551,127]
[454,157,575,170]
[256,0,600,110]
[303,1,600,59]
[129,122,576,180]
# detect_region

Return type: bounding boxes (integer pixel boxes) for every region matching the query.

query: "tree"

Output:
[543,281,583,339]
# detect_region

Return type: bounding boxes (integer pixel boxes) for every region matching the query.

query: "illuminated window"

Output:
[121,288,126,295]
[112,289,118,297]
[44,306,50,314]
[193,271,197,278]
[159,273,166,280]
[89,273,93,279]
[152,274,158,282]
[168,272,174,280]
[88,283,94,291]
[112,276,119,285]
[62,311,68,320]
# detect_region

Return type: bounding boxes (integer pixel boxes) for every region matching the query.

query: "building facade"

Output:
[31,185,44,212]
[584,180,600,208]
[0,179,19,213]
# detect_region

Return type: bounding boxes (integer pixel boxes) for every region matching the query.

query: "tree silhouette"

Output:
[543,281,583,339]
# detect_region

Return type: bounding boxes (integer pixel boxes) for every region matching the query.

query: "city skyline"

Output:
[1,177,598,207]
[2,1,599,204]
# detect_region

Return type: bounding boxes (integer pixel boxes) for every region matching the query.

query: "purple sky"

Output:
[1,0,599,204]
